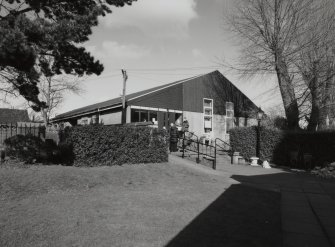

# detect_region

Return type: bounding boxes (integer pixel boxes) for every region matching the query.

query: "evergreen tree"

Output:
[0,0,136,111]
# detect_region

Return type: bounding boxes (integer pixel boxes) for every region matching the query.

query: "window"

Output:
[225,102,235,131]
[204,116,212,129]
[203,98,213,133]
[204,108,212,115]
[140,111,148,122]
[226,102,234,117]
[81,119,88,125]
[91,115,98,124]
[204,99,213,108]
[226,118,234,131]
[149,111,158,124]
[175,113,182,126]
[131,109,157,124]
[131,109,141,122]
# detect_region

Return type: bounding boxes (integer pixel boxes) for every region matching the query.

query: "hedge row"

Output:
[62,125,169,166]
[229,127,335,168]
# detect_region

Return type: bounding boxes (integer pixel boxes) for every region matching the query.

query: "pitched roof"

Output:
[53,73,204,121]
[0,108,30,124]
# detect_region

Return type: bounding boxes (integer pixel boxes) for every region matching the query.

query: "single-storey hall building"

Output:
[52,71,260,141]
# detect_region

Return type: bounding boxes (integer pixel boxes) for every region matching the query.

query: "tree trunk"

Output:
[41,108,48,127]
[319,74,334,129]
[41,77,52,126]
[307,77,322,131]
[275,55,300,129]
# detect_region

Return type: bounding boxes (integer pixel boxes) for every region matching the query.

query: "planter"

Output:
[250,157,259,166]
[232,151,240,165]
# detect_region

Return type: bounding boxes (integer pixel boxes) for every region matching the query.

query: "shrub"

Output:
[229,127,335,168]
[229,126,285,163]
[63,125,168,166]
[281,131,335,167]
[4,134,45,163]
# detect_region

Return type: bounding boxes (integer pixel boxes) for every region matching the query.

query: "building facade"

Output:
[52,71,260,141]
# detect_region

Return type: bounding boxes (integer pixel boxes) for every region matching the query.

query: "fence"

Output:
[0,122,45,145]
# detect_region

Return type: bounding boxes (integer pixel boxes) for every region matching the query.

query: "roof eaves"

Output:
[52,104,122,122]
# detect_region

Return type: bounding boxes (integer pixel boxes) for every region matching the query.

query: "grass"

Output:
[0,158,281,247]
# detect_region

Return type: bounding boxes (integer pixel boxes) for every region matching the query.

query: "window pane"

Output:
[204,116,212,129]
[175,113,182,126]
[226,102,234,111]
[149,111,158,124]
[140,111,148,122]
[205,128,212,133]
[204,99,212,107]
[226,110,234,118]
[131,109,140,122]
[204,108,212,115]
[226,118,235,131]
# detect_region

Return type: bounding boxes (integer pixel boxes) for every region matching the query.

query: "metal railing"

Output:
[177,135,232,170]
[177,134,217,169]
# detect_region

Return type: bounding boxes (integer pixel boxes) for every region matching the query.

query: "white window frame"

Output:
[203,98,213,134]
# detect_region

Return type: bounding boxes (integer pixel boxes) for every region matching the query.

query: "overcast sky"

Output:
[3,0,284,116]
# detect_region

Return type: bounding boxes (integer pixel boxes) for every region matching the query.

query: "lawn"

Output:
[0,157,281,247]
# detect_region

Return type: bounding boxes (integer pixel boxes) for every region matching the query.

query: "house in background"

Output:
[0,108,30,124]
[52,71,260,141]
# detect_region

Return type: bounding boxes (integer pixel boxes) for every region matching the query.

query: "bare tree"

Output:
[38,75,83,126]
[295,0,335,130]
[224,0,317,129]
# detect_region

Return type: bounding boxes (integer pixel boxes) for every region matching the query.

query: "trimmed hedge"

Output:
[63,125,168,166]
[229,127,335,168]
[229,126,285,163]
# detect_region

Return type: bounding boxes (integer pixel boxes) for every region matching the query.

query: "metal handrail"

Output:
[181,131,199,162]
[176,136,231,170]
[214,138,231,150]
[178,135,216,168]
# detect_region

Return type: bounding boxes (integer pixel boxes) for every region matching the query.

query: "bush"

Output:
[229,127,335,168]
[229,126,285,163]
[4,134,45,163]
[63,125,168,166]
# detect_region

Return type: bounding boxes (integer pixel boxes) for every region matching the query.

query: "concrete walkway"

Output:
[170,154,335,247]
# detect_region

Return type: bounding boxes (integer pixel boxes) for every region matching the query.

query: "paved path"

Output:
[170,154,335,247]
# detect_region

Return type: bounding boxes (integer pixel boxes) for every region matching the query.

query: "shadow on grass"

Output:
[165,174,282,247]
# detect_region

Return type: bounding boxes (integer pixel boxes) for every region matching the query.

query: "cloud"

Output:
[101,41,150,59]
[192,48,203,58]
[85,41,150,61]
[103,0,198,39]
